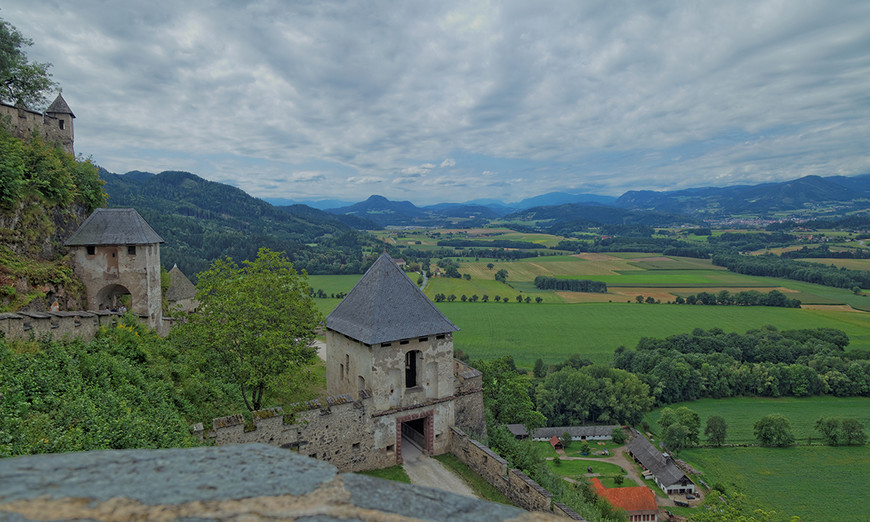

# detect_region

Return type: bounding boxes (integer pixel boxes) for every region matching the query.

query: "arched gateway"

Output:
[64,208,164,329]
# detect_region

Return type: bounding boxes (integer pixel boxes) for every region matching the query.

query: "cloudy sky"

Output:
[5,1,870,205]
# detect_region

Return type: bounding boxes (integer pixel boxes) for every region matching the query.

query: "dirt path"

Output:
[402,439,478,499]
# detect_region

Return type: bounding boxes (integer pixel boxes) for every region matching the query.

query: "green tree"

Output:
[177,248,321,411]
[814,417,841,445]
[839,418,867,446]
[662,423,690,454]
[533,358,546,379]
[0,18,58,108]
[611,427,626,445]
[635,295,644,303]
[560,431,573,450]
[676,406,701,446]
[658,407,678,431]
[535,296,543,303]
[477,356,546,433]
[704,415,727,446]
[487,262,494,270]
[754,414,795,447]
[495,269,508,283]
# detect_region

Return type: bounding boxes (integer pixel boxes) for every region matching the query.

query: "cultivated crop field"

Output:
[682,446,870,521]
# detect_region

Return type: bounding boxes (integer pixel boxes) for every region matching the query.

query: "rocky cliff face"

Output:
[0,199,90,312]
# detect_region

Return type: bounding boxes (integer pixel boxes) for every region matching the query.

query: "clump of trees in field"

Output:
[613,326,870,404]
[814,417,867,446]
[673,289,801,308]
[533,276,607,293]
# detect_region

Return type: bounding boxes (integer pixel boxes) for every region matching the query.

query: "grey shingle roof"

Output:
[627,435,691,488]
[166,264,196,301]
[65,208,164,246]
[326,253,458,345]
[46,93,75,118]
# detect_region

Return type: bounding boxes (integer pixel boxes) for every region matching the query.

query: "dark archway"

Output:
[396,410,433,464]
[95,284,132,311]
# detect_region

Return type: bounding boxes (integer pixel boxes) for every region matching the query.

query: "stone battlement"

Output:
[0,100,74,154]
[0,310,174,340]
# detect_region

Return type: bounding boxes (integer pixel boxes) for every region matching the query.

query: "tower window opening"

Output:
[405,350,421,388]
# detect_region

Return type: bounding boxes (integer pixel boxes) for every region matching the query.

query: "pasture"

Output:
[435,302,870,368]
[681,446,870,521]
[643,397,870,445]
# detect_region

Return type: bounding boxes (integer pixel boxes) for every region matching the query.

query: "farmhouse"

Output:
[508,424,620,441]
[626,434,696,495]
[591,478,658,522]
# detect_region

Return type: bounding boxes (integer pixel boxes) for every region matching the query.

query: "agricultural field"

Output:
[308,247,870,366]
[683,446,870,521]
[642,397,870,520]
[435,302,870,368]
[643,397,870,445]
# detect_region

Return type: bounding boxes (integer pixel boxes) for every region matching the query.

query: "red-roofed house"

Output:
[549,435,563,450]
[591,478,658,522]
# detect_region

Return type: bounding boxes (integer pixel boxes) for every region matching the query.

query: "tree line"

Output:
[533,276,607,293]
[713,252,870,289]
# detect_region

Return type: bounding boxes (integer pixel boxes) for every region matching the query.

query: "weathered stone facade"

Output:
[69,242,164,330]
[326,330,455,409]
[208,356,484,473]
[0,95,75,154]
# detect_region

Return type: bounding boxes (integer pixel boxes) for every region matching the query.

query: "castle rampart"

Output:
[0,310,173,341]
[449,426,586,520]
[0,98,74,154]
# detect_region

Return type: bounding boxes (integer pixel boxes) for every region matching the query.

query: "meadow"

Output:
[643,397,870,445]
[681,446,870,521]
[642,397,870,520]
[434,302,870,368]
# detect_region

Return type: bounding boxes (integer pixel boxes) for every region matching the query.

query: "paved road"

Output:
[402,438,479,499]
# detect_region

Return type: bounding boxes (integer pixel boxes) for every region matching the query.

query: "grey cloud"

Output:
[4,0,869,204]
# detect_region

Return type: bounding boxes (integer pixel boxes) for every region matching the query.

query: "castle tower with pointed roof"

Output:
[326,253,458,411]
[45,93,75,154]
[323,253,482,462]
[65,208,164,330]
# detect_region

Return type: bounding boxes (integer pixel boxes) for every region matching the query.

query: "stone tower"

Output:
[325,253,460,458]
[65,208,164,330]
[44,93,75,155]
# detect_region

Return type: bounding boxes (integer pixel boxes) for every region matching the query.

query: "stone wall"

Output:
[453,359,487,438]
[0,444,564,521]
[449,427,586,520]
[0,102,74,154]
[0,310,173,341]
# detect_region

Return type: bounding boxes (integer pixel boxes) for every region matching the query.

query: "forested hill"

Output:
[615,174,870,215]
[102,170,378,278]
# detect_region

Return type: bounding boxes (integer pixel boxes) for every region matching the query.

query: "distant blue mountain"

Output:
[262,197,355,210]
[510,192,617,209]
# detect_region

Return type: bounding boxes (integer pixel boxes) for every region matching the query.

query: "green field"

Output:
[642,397,870,520]
[435,302,870,368]
[682,446,870,521]
[643,397,870,445]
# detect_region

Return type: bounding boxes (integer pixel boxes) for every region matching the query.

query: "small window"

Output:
[386,444,394,452]
[436,334,445,340]
[59,119,65,130]
[381,342,391,347]
[418,337,428,342]
[352,442,360,450]
[86,245,95,255]
[128,245,136,255]
[400,340,409,345]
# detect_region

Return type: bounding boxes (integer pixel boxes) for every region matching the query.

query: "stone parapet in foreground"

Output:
[0,443,560,521]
